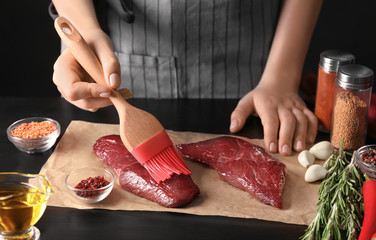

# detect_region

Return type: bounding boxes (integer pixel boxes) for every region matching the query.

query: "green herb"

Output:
[301,142,365,240]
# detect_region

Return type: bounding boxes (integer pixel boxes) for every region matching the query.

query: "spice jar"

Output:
[331,64,374,150]
[315,50,355,132]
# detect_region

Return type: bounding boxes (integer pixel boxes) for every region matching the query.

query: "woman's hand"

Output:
[230,83,318,156]
[52,29,127,111]
[229,0,322,155]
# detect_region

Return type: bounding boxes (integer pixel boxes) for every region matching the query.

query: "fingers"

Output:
[276,106,317,155]
[66,82,111,100]
[53,25,126,111]
[259,108,279,154]
[291,108,307,152]
[53,49,114,110]
[69,97,114,112]
[90,33,121,89]
[290,107,318,153]
[231,90,318,156]
[54,50,112,98]
[277,108,296,155]
[68,88,132,111]
[304,108,318,144]
[231,93,281,154]
[97,49,121,89]
[230,95,254,133]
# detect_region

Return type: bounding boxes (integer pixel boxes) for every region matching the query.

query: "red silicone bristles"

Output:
[143,145,191,183]
[131,131,192,182]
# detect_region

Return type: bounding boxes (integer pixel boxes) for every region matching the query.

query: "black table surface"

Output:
[1,97,333,240]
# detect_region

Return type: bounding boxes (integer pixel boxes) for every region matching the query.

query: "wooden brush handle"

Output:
[54,17,108,86]
[54,16,131,102]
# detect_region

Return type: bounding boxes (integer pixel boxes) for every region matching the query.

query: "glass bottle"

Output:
[315,50,355,132]
[331,64,374,150]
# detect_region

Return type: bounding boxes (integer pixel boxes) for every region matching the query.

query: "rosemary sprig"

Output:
[322,154,364,240]
[301,142,365,240]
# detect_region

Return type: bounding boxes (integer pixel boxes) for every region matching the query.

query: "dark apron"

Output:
[107,0,281,99]
[50,0,281,99]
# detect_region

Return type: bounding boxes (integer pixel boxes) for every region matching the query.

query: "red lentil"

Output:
[74,176,109,198]
[12,121,57,139]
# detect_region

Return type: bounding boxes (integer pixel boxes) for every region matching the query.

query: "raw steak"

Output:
[93,135,200,208]
[176,136,286,208]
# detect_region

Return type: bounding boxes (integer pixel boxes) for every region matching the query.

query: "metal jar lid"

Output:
[336,64,374,90]
[319,50,355,72]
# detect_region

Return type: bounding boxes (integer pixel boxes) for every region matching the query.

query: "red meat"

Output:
[176,136,286,208]
[93,135,200,208]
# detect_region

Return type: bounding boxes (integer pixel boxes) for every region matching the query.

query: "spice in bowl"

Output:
[359,147,376,165]
[7,117,61,154]
[65,167,114,203]
[356,145,376,180]
[74,176,110,198]
[11,121,57,139]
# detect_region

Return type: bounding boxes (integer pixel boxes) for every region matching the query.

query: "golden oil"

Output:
[0,182,48,234]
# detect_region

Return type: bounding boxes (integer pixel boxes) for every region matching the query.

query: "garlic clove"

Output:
[298,150,315,168]
[305,164,328,182]
[309,141,334,160]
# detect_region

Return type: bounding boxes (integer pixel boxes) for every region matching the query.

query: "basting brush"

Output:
[54,16,191,182]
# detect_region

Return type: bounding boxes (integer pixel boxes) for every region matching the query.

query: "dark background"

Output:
[1,0,376,97]
[0,1,60,97]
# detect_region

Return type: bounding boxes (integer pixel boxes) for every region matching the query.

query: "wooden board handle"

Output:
[54,16,107,87]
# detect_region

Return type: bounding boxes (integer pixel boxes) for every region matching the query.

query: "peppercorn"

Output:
[361,148,376,166]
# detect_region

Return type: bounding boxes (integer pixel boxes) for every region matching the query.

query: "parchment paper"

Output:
[40,121,320,225]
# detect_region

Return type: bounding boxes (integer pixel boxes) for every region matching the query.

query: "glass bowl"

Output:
[355,144,376,180]
[65,167,114,203]
[7,117,61,154]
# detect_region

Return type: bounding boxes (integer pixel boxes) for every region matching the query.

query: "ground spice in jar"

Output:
[315,68,337,131]
[330,64,373,150]
[331,90,367,150]
[314,50,355,132]
[74,176,109,198]
[12,121,57,139]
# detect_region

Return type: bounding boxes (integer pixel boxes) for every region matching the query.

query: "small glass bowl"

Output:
[7,117,61,154]
[355,144,376,180]
[65,167,115,203]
